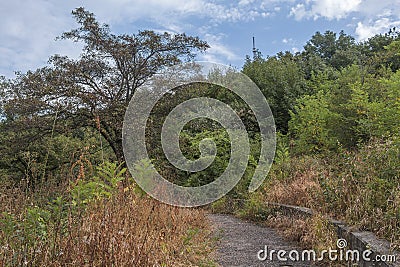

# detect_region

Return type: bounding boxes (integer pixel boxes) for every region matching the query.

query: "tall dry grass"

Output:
[57,192,214,266]
[0,176,216,266]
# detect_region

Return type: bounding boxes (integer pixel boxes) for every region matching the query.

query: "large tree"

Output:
[2,7,209,164]
[242,54,308,133]
[299,30,357,78]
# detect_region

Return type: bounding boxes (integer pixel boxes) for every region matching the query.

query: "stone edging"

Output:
[266,202,399,267]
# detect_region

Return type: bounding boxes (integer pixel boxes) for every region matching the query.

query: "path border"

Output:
[267,202,400,267]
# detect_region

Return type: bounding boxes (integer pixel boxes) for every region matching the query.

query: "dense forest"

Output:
[0,7,399,266]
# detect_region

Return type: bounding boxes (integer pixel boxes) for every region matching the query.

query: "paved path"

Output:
[208,214,311,267]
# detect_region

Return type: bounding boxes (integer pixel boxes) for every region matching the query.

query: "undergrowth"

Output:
[212,137,399,260]
[0,161,216,266]
[257,138,400,250]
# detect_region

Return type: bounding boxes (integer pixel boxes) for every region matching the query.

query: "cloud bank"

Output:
[1,0,400,76]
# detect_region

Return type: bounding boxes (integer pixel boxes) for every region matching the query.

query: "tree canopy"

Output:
[0,8,208,185]
[1,8,208,166]
[1,11,400,192]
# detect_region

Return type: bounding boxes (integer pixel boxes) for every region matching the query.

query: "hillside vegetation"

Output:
[222,30,400,251]
[0,7,399,265]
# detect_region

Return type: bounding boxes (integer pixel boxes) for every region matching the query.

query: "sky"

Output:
[1,0,400,78]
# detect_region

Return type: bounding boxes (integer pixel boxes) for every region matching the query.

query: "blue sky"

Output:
[1,0,400,78]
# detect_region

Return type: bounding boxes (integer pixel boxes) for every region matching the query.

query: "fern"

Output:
[70,161,126,207]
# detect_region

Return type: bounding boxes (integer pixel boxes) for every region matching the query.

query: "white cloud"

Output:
[1,0,291,76]
[355,18,400,41]
[290,0,400,22]
[239,0,256,6]
[82,0,203,24]
[200,33,240,63]
[290,0,361,20]
[288,0,400,42]
[0,0,260,76]
[355,0,400,17]
[311,0,361,20]
[6,0,400,77]
[290,3,309,20]
[0,0,81,76]
[83,0,270,26]
[282,38,290,44]
[261,12,271,18]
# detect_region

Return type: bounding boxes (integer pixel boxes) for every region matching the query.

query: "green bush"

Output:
[289,90,341,154]
[290,67,400,153]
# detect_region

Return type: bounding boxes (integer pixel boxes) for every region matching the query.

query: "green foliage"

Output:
[236,192,270,221]
[24,206,51,242]
[179,130,230,187]
[386,40,400,55]
[274,133,290,165]
[71,161,126,207]
[243,54,308,133]
[132,158,157,196]
[0,206,52,264]
[0,7,209,179]
[289,91,340,153]
[178,129,259,200]
[303,30,357,71]
[360,28,400,73]
[379,70,400,136]
[289,64,400,153]
[0,122,111,189]
[341,83,386,140]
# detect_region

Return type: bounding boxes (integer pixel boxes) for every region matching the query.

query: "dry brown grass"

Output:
[0,182,216,266]
[261,156,328,213]
[265,213,336,249]
[256,139,400,251]
[57,192,214,266]
[265,213,344,267]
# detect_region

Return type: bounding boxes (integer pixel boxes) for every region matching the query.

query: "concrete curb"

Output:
[266,202,399,267]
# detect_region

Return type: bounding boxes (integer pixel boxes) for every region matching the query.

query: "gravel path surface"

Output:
[208,214,311,267]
